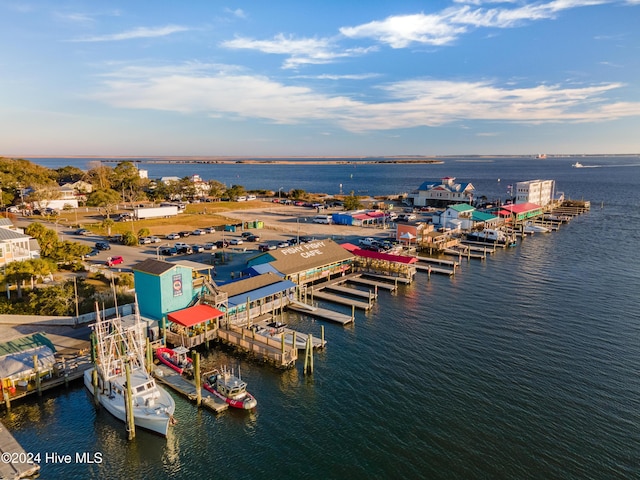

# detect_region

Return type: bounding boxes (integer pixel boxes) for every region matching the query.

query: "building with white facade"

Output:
[514,180,556,207]
[0,218,40,268]
[407,177,475,207]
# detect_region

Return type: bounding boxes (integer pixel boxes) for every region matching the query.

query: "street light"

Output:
[278,187,283,200]
[156,243,169,260]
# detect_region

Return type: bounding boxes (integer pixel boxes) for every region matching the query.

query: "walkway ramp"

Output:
[323,284,376,300]
[287,304,354,325]
[308,290,372,310]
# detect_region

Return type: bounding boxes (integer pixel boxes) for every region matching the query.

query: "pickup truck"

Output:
[358,237,379,247]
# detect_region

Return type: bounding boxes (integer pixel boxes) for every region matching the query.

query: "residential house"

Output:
[408,177,475,207]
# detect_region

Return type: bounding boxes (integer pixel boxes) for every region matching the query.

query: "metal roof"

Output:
[263,239,354,275]
[167,304,224,327]
[227,279,297,307]
[132,258,178,276]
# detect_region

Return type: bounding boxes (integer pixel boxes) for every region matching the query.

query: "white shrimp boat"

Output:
[84,305,175,436]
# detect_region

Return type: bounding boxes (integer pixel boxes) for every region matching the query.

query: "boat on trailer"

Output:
[84,305,176,436]
[156,346,193,376]
[202,366,257,410]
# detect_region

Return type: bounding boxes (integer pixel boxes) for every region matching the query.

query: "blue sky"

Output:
[1,0,640,156]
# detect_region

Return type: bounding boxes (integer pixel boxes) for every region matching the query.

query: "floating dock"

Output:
[152,364,228,413]
[342,274,398,292]
[324,284,376,300]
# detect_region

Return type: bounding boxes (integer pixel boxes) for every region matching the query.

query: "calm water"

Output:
[5,156,640,479]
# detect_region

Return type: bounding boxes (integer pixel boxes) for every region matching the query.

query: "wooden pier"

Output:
[343,274,398,292]
[249,318,327,349]
[1,354,93,408]
[287,303,354,325]
[152,364,228,413]
[216,326,298,367]
[324,284,376,300]
[0,422,40,479]
[415,256,457,275]
[308,290,373,311]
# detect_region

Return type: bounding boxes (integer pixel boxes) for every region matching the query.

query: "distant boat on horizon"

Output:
[572,162,584,168]
[537,154,547,159]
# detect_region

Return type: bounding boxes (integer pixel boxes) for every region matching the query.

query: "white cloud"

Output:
[70,25,189,42]
[224,8,246,19]
[90,63,640,133]
[340,0,612,48]
[223,33,376,69]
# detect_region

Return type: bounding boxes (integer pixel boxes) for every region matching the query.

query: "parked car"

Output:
[160,246,178,256]
[215,240,229,248]
[166,233,180,240]
[176,245,193,255]
[148,236,161,243]
[203,242,217,250]
[359,237,380,248]
[259,243,276,252]
[241,232,254,238]
[192,244,204,253]
[192,229,206,236]
[277,241,290,248]
[106,256,124,267]
[95,241,110,251]
[85,248,100,257]
[204,227,216,234]
[179,231,191,237]
[246,234,261,242]
[139,237,152,245]
[229,238,243,245]
[299,236,315,243]
[75,228,91,236]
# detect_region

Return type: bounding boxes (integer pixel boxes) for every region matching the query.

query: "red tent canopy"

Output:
[167,304,224,328]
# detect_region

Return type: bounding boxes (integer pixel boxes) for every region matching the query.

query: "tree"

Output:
[289,189,307,200]
[101,218,115,236]
[86,161,113,190]
[25,223,59,257]
[122,231,138,246]
[55,166,85,183]
[225,185,246,201]
[207,180,226,200]
[49,240,91,266]
[4,261,34,298]
[28,281,75,316]
[137,228,151,238]
[86,189,121,218]
[26,182,61,210]
[343,191,363,210]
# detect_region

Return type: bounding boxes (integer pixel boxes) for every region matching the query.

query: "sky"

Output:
[1,0,640,157]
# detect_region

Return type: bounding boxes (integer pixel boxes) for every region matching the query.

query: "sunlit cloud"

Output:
[70,25,189,42]
[90,63,640,132]
[224,8,247,19]
[223,33,376,69]
[340,0,612,48]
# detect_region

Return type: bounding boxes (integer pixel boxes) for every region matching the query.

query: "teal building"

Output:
[132,259,197,324]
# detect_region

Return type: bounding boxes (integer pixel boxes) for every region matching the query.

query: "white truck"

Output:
[358,237,379,247]
[134,205,179,220]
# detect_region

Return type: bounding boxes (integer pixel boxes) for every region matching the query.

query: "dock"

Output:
[414,264,455,276]
[287,303,354,325]
[0,422,40,479]
[1,354,93,408]
[341,274,399,292]
[152,364,228,413]
[307,289,373,311]
[323,284,376,300]
[249,317,327,349]
[415,256,457,275]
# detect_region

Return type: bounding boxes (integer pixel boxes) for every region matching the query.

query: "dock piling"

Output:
[194,352,201,407]
[33,355,42,396]
[304,334,314,375]
[124,361,135,440]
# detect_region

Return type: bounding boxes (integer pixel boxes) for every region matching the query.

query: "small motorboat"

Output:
[523,222,550,234]
[203,366,257,410]
[572,162,584,168]
[156,346,194,376]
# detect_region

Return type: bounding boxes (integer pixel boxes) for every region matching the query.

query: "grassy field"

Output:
[53,200,282,237]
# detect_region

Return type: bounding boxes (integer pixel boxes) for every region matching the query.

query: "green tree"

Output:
[289,189,307,200]
[86,189,121,218]
[343,191,363,210]
[28,281,75,316]
[86,161,113,190]
[4,260,34,298]
[207,180,226,200]
[55,166,85,183]
[122,231,138,246]
[101,218,115,236]
[25,223,59,257]
[225,184,246,201]
[49,240,91,265]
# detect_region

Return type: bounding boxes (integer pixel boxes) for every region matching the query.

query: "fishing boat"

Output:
[572,161,584,168]
[84,305,176,436]
[523,221,550,233]
[202,366,257,410]
[466,228,514,246]
[156,346,193,376]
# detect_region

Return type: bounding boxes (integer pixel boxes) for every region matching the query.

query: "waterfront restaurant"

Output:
[498,202,544,223]
[216,272,297,325]
[246,239,355,285]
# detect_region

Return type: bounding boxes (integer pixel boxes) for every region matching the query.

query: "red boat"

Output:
[156,346,193,376]
[202,367,257,410]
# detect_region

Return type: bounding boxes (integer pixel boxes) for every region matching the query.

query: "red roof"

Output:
[366,211,385,218]
[340,243,359,252]
[352,248,417,264]
[352,213,370,220]
[500,202,541,214]
[167,304,224,327]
